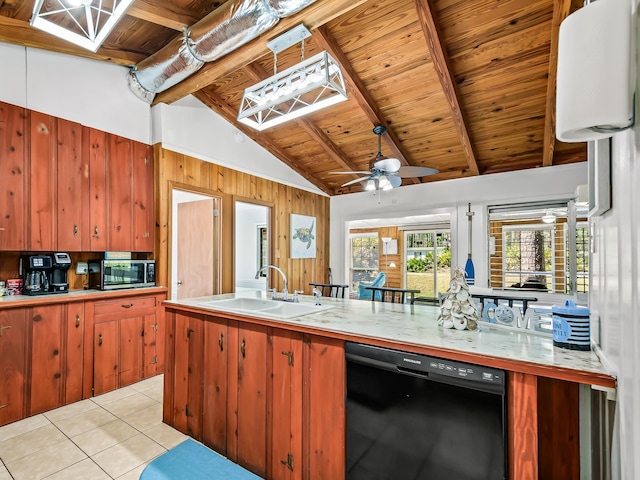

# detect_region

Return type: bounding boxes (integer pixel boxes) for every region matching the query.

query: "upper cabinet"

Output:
[0,102,27,251]
[0,102,154,252]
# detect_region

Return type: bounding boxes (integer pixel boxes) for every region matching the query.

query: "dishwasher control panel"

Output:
[346,342,505,387]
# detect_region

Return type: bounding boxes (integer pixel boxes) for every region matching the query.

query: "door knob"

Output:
[177,280,183,285]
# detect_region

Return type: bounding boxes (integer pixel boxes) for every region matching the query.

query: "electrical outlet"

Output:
[76,262,88,274]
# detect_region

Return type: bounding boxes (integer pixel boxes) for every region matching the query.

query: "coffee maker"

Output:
[19,253,71,295]
[51,253,71,293]
[19,254,53,295]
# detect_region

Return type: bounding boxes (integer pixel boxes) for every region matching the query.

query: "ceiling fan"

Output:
[331,125,438,192]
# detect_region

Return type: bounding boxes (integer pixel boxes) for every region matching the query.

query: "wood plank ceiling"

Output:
[0,0,587,195]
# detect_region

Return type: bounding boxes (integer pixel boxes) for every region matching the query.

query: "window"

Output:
[488,201,588,295]
[350,234,379,291]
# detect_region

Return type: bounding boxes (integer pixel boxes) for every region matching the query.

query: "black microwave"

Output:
[88,259,156,290]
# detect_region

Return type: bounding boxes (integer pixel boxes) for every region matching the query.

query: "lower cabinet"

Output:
[87,294,164,397]
[164,308,346,480]
[0,308,27,427]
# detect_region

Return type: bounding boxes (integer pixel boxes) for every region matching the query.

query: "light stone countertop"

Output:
[165,291,615,388]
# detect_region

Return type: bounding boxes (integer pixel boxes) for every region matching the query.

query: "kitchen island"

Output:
[163,292,615,480]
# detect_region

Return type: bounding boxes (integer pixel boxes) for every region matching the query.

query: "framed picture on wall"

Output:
[291,214,316,259]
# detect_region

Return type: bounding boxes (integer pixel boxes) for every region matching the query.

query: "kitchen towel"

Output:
[140,439,261,480]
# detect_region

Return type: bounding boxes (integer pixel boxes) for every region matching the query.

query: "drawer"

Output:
[93,296,157,316]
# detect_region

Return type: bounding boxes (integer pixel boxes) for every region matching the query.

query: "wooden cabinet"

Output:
[88,294,163,396]
[57,119,88,252]
[132,141,154,252]
[0,102,153,252]
[0,101,27,251]
[87,127,108,251]
[29,304,64,415]
[28,111,57,251]
[0,308,27,426]
[107,135,133,252]
[164,309,346,480]
[229,322,268,477]
[268,329,304,480]
[29,303,86,415]
[65,302,85,404]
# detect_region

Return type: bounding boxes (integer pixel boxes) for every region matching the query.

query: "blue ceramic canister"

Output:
[552,300,590,351]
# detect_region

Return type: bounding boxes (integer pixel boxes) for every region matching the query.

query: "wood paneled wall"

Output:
[349,226,402,288]
[154,147,330,297]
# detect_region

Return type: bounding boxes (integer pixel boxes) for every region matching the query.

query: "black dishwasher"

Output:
[346,342,507,480]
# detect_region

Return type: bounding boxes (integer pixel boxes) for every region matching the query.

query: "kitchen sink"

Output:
[200,297,334,319]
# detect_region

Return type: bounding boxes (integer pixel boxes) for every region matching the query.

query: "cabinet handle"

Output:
[186,327,195,339]
[121,303,134,309]
[33,314,42,322]
[0,325,11,337]
[73,224,78,236]
[53,349,59,356]
[0,404,7,409]
[93,225,99,238]
[0,227,5,231]
[75,314,80,328]
[240,339,246,358]
[98,333,103,346]
[218,333,224,351]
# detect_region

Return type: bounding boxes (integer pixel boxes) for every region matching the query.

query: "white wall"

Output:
[0,43,151,143]
[330,163,587,287]
[151,98,324,195]
[590,126,640,479]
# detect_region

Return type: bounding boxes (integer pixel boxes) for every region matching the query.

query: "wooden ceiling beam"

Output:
[194,89,335,195]
[0,15,144,65]
[126,0,200,32]
[243,63,363,181]
[313,25,420,185]
[153,0,367,105]
[414,0,480,176]
[542,0,572,167]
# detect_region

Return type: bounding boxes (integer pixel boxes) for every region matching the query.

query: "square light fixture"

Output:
[237,49,348,131]
[30,0,134,52]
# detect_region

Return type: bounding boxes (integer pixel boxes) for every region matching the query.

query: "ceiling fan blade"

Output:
[397,166,439,178]
[329,171,372,175]
[341,176,371,187]
[373,157,401,172]
[387,175,402,188]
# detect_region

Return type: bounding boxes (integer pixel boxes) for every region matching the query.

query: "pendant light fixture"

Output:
[30,0,134,52]
[237,24,348,131]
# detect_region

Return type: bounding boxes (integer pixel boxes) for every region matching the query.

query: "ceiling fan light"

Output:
[542,211,556,223]
[364,179,376,191]
[379,176,393,190]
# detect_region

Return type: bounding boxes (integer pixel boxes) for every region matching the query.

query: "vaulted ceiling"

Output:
[0,0,587,195]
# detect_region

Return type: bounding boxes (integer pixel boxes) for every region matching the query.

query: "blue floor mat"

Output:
[140,439,262,480]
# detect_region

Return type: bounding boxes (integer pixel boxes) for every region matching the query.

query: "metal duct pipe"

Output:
[128,0,318,103]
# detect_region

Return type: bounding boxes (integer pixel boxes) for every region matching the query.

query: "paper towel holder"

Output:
[556,0,636,142]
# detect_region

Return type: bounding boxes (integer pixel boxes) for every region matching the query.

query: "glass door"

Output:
[403,230,451,301]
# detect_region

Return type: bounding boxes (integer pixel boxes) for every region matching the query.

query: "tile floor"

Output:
[0,375,188,480]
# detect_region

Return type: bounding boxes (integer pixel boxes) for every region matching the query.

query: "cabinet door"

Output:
[28,111,57,251]
[132,141,154,252]
[0,102,27,250]
[30,305,63,415]
[57,119,88,251]
[119,315,143,388]
[235,322,267,477]
[0,308,27,426]
[304,336,345,480]
[107,135,133,252]
[93,320,118,396]
[203,317,228,454]
[88,128,108,251]
[269,329,304,480]
[65,302,84,404]
[172,312,204,439]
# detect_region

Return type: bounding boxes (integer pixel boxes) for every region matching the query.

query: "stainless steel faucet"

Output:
[255,265,288,300]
